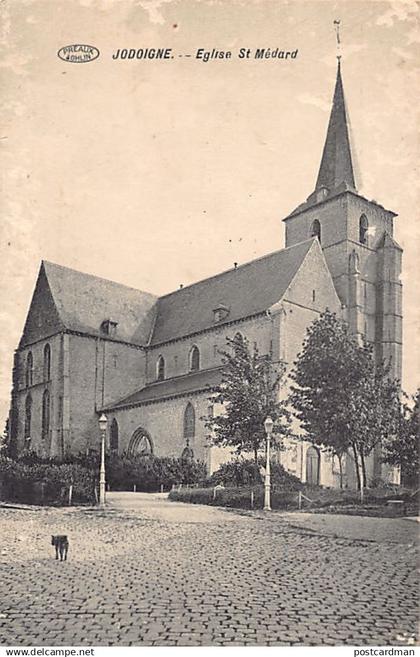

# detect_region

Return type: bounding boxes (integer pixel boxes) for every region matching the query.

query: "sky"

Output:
[0,0,419,428]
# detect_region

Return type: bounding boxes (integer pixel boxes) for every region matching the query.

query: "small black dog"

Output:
[51,535,69,561]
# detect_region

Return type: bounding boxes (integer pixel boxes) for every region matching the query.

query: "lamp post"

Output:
[263,416,274,511]
[98,413,108,507]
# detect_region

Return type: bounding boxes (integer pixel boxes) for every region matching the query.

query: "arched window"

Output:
[189,346,200,372]
[359,215,368,245]
[183,402,195,439]
[42,389,50,441]
[232,332,245,356]
[25,352,33,388]
[24,394,32,440]
[156,355,165,381]
[128,428,153,457]
[110,418,119,452]
[310,219,321,242]
[43,344,51,381]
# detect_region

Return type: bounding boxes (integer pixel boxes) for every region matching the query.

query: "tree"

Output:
[203,334,291,469]
[383,389,420,485]
[289,309,402,489]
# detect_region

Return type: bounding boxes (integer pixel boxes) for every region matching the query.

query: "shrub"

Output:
[206,456,303,491]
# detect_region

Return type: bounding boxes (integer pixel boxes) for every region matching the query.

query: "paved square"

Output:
[0,493,418,646]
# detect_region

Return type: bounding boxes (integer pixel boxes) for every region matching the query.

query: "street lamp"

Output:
[98,413,108,507]
[263,416,274,511]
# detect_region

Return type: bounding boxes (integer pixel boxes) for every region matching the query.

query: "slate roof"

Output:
[104,367,223,410]
[284,62,359,220]
[150,238,315,345]
[376,232,403,252]
[315,60,356,193]
[43,261,158,346]
[37,238,314,348]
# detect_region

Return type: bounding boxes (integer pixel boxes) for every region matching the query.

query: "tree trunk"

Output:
[338,453,343,489]
[360,451,367,489]
[352,444,361,490]
[253,445,259,483]
[253,445,258,465]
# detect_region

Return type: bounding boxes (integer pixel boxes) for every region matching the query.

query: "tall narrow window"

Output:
[43,344,51,381]
[359,214,368,245]
[26,352,33,388]
[184,403,195,439]
[42,389,50,441]
[190,346,200,372]
[110,418,119,452]
[24,394,32,440]
[310,219,321,242]
[157,355,165,381]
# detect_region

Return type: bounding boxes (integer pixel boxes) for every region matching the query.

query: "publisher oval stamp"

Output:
[58,44,100,63]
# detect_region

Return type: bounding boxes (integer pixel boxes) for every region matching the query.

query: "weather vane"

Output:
[334,19,341,61]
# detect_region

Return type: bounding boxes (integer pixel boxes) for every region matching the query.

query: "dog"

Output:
[51,535,69,561]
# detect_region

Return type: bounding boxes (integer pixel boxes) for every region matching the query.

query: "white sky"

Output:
[1,0,419,428]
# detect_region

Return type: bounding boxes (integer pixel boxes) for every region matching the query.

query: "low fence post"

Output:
[250,490,254,509]
[213,487,217,500]
[298,490,302,510]
[160,484,164,494]
[133,484,136,493]
[68,484,73,506]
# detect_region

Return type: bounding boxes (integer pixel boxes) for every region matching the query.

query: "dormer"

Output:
[213,304,230,323]
[100,319,118,337]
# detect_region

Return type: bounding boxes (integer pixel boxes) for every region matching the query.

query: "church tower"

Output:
[283,60,403,382]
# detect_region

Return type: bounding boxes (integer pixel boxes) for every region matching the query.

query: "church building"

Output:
[8,62,402,488]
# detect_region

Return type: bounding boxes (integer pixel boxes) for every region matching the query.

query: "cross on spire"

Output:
[334,19,341,61]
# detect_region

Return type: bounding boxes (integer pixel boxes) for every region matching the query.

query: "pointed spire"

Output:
[315,60,356,193]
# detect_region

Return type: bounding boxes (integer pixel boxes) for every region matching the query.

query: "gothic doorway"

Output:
[127,428,153,457]
[306,446,320,486]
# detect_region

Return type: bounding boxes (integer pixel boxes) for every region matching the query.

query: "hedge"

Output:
[169,485,300,510]
[169,483,416,512]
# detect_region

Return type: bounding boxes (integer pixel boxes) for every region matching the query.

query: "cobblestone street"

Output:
[0,493,418,646]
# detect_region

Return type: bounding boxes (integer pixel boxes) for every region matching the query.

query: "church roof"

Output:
[28,238,314,348]
[284,61,360,220]
[376,231,403,251]
[315,60,356,193]
[42,261,158,345]
[150,238,315,345]
[103,367,223,410]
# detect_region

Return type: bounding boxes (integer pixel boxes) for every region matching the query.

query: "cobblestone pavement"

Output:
[0,493,418,647]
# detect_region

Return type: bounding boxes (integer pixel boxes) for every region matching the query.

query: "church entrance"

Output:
[306,446,320,486]
[127,428,153,457]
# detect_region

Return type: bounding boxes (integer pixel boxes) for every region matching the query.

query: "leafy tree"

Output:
[0,419,8,456]
[289,309,402,489]
[383,389,420,484]
[203,334,291,469]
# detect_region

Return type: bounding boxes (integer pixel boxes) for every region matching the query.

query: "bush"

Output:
[206,456,303,491]
[0,453,96,505]
[106,453,207,492]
